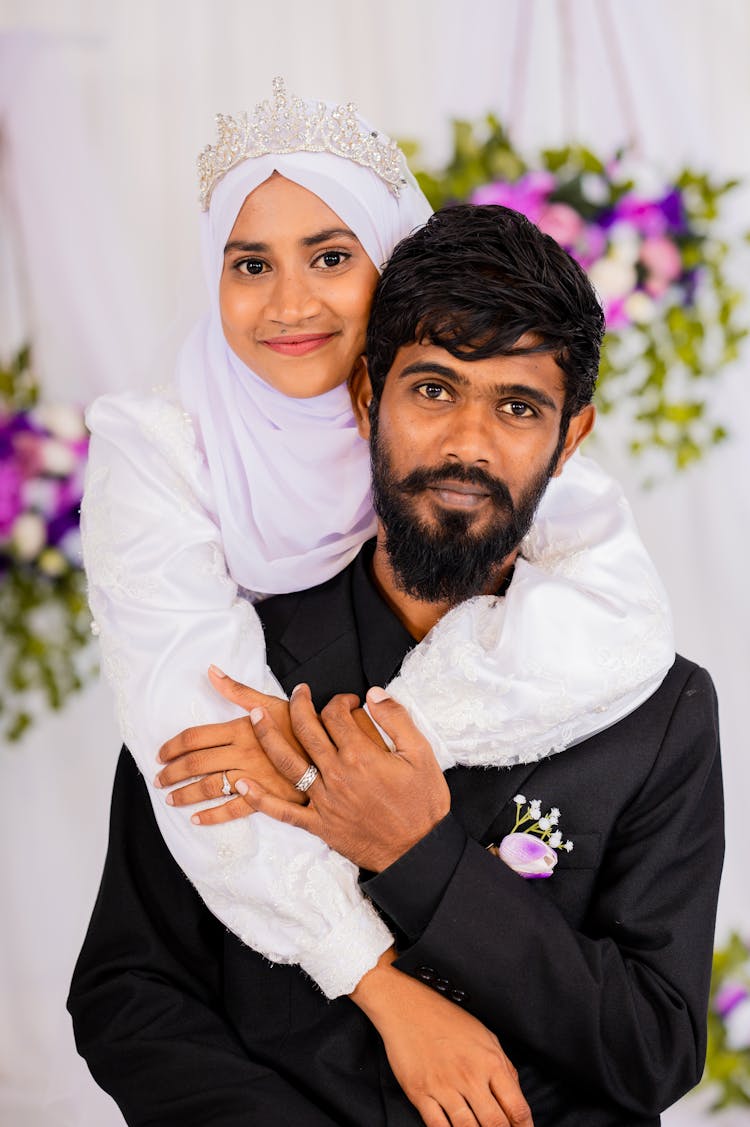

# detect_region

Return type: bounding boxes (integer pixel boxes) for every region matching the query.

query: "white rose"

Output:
[33,403,87,442]
[624,292,657,324]
[40,438,76,476]
[11,512,47,560]
[588,257,637,301]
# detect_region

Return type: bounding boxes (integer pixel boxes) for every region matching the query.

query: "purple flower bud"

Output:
[498,833,558,879]
[714,981,750,1018]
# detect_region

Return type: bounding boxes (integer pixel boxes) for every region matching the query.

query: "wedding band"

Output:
[221,771,232,797]
[294,765,319,793]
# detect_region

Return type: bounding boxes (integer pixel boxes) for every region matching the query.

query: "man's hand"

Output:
[235,684,451,871]
[352,951,533,1127]
[154,674,307,825]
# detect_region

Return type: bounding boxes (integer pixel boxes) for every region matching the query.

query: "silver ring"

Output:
[221,771,232,797]
[294,765,319,793]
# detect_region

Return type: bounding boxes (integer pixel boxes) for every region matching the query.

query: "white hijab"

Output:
[176,141,432,596]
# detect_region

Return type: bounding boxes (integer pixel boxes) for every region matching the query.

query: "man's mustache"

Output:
[396,463,514,510]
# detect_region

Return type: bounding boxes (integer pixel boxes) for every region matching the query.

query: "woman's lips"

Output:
[261,333,336,357]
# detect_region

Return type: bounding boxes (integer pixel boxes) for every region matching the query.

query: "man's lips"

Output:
[261,333,336,357]
[426,482,491,510]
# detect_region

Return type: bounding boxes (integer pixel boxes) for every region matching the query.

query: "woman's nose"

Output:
[265,270,322,325]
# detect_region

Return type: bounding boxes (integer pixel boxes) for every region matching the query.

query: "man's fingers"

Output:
[250,706,317,784]
[489,1072,533,1127]
[288,684,337,765]
[414,1097,451,1127]
[365,687,433,759]
[207,665,285,714]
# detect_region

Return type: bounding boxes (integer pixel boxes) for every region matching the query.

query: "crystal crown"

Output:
[197,77,409,209]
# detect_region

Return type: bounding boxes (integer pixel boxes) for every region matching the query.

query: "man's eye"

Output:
[500,401,535,417]
[237,259,266,276]
[417,384,451,401]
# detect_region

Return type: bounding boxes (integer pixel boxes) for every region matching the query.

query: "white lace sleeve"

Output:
[82,389,391,998]
[386,452,675,770]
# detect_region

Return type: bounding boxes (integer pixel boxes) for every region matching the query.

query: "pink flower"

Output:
[498,833,558,878]
[471,171,555,225]
[537,203,585,248]
[640,236,682,283]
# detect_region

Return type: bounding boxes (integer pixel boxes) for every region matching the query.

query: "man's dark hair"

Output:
[366,204,604,432]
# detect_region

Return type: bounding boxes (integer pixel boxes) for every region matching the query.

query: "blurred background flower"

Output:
[0,345,94,740]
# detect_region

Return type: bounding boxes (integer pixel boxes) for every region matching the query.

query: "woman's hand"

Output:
[154,671,308,826]
[352,950,533,1127]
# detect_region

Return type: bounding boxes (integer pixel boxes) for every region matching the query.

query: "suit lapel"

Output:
[447,760,543,843]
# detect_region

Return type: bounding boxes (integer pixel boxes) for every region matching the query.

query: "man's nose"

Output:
[439,401,493,465]
[265,270,322,325]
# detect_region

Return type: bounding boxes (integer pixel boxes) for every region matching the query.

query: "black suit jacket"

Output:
[69,555,723,1127]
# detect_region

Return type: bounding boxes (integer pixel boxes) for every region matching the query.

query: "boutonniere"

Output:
[488,795,573,879]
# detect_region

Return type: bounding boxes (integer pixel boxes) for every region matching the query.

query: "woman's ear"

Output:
[348,357,373,440]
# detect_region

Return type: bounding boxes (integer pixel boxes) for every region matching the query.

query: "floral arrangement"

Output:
[488,795,573,879]
[404,117,748,474]
[0,346,94,740]
[703,931,750,1109]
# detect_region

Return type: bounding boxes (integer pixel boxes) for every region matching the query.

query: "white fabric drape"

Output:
[1,4,748,1125]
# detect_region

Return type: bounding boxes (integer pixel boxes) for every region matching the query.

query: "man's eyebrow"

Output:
[397,361,558,411]
[224,228,358,256]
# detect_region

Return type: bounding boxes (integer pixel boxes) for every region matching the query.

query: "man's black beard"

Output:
[370,422,557,605]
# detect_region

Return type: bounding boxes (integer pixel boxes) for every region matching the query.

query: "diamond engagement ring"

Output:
[294,765,319,793]
[221,771,232,797]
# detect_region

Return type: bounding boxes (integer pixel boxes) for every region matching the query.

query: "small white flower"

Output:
[624,291,657,324]
[37,547,68,577]
[550,808,560,825]
[564,841,574,852]
[11,512,47,560]
[529,800,541,820]
[40,438,76,476]
[549,831,563,848]
[514,794,526,805]
[580,173,609,206]
[725,996,750,1051]
[538,817,551,831]
[32,403,87,442]
[588,256,637,301]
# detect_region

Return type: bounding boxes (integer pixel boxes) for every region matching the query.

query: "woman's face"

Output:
[219,174,380,398]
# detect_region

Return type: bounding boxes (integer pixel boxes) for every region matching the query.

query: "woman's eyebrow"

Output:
[301,227,358,247]
[224,240,268,255]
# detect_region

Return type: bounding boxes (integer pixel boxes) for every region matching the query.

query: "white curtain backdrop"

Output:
[0,2,747,1124]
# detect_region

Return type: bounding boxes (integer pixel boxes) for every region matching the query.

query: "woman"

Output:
[83,79,674,1005]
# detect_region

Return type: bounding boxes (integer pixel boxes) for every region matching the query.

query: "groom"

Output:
[69,205,723,1127]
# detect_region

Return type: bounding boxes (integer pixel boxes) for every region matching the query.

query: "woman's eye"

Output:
[500,401,535,417]
[237,259,266,276]
[417,383,451,401]
[315,250,349,269]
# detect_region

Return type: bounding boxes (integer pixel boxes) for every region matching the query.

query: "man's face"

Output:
[364,340,594,604]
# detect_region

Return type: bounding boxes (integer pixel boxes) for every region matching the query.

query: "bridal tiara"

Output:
[197,77,409,209]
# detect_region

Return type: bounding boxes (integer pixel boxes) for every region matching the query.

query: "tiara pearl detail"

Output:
[197,77,409,209]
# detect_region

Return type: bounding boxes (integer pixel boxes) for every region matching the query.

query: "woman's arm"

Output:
[83,388,391,997]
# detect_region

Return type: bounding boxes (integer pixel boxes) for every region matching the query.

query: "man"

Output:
[69,206,723,1127]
